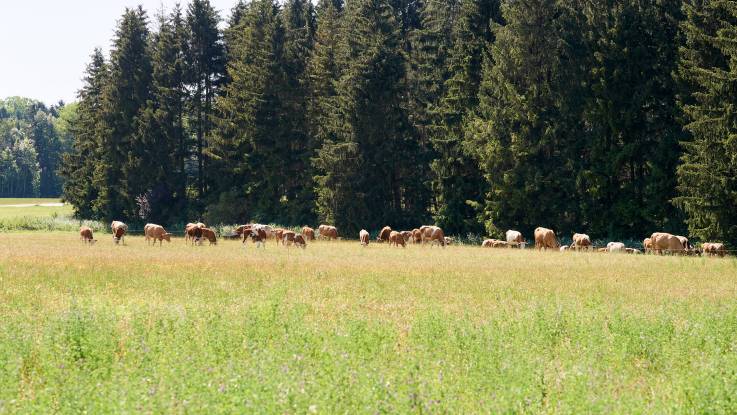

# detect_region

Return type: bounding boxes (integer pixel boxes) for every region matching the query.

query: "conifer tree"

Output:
[676,0,737,246]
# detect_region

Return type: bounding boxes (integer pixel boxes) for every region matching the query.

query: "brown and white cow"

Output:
[145,224,172,246]
[294,234,307,249]
[421,226,446,247]
[360,229,370,247]
[274,228,285,246]
[302,226,315,241]
[200,228,217,245]
[534,227,559,251]
[111,221,128,245]
[377,226,393,243]
[389,231,406,248]
[400,231,413,243]
[702,243,726,258]
[319,225,338,240]
[571,233,592,252]
[247,228,267,248]
[651,232,686,255]
[185,223,204,245]
[412,229,422,244]
[80,226,96,244]
[282,231,296,246]
[505,230,526,249]
[643,238,653,254]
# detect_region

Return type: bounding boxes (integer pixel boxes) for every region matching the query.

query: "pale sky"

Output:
[0,1,236,106]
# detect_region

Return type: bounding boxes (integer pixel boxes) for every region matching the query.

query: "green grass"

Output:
[0,198,85,231]
[1,233,736,413]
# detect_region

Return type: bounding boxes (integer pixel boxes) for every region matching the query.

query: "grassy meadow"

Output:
[1,199,737,413]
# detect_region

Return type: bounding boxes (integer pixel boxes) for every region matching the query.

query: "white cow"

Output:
[505,230,526,249]
[607,242,626,253]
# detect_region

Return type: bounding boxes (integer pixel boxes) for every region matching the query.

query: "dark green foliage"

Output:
[676,0,737,247]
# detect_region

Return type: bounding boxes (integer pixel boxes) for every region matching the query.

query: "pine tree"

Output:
[676,0,737,246]
[468,0,586,237]
[432,0,501,234]
[313,0,427,234]
[61,49,108,218]
[96,6,153,220]
[187,0,225,200]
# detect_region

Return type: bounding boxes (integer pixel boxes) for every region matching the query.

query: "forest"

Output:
[54,0,737,246]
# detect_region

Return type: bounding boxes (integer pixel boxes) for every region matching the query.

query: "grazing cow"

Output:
[651,232,687,255]
[360,230,370,247]
[283,231,296,246]
[560,245,570,252]
[302,226,315,241]
[625,248,642,255]
[79,226,96,244]
[643,238,653,254]
[412,229,422,244]
[111,221,128,245]
[400,231,413,243]
[534,227,559,251]
[482,239,494,248]
[444,237,453,246]
[607,242,626,253]
[274,229,285,246]
[506,230,526,249]
[421,226,446,247]
[294,234,307,249]
[597,248,608,253]
[571,233,592,252]
[185,223,204,245]
[482,239,507,248]
[200,228,217,245]
[145,224,172,246]
[319,225,338,240]
[389,231,406,248]
[702,243,726,258]
[247,228,267,248]
[377,226,393,243]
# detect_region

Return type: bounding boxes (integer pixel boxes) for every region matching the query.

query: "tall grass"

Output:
[1,233,736,413]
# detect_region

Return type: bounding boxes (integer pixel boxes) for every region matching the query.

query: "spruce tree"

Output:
[676,0,737,246]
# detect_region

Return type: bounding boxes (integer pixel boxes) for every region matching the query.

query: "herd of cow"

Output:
[76,221,729,258]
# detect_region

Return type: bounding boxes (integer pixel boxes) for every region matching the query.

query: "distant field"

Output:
[0,198,72,220]
[1,233,736,413]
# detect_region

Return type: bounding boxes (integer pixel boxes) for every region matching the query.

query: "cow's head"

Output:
[163,233,172,242]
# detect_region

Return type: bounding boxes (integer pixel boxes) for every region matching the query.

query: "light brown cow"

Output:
[421,226,446,247]
[111,221,128,245]
[650,232,686,255]
[319,225,338,240]
[606,242,626,253]
[302,226,315,241]
[482,239,508,248]
[283,231,296,246]
[400,231,413,243]
[294,234,307,249]
[79,226,96,244]
[360,229,370,247]
[389,231,406,248]
[482,239,494,248]
[505,230,526,249]
[200,228,217,245]
[274,229,285,246]
[378,226,393,243]
[643,238,653,254]
[703,243,727,258]
[534,227,559,251]
[145,224,171,246]
[571,233,592,252]
[412,229,422,244]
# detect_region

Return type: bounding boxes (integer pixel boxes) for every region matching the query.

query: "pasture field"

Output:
[0,199,72,221]
[1,232,737,413]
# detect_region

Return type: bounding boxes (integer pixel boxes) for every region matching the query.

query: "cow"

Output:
[377,226,393,243]
[571,233,592,252]
[145,224,172,246]
[389,231,406,248]
[444,237,453,246]
[560,245,570,252]
[702,243,727,258]
[111,221,128,245]
[482,239,494,248]
[625,248,642,255]
[411,229,422,244]
[400,231,413,243]
[294,234,307,249]
[319,225,338,240]
[597,248,608,253]
[247,228,267,248]
[421,226,446,247]
[643,238,653,254]
[235,224,252,236]
[651,232,687,255]
[607,242,626,253]
[482,239,507,248]
[283,231,296,246]
[79,226,96,244]
[534,227,559,251]
[274,228,285,246]
[200,228,217,245]
[360,230,370,247]
[302,226,315,241]
[185,223,204,245]
[506,230,526,249]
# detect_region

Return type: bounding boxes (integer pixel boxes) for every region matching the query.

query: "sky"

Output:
[0,0,236,106]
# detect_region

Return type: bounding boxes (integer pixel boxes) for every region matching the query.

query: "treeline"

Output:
[0,97,75,197]
[60,0,737,246]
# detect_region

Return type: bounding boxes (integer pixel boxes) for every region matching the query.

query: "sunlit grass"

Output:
[1,232,736,413]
